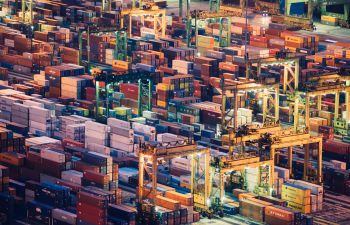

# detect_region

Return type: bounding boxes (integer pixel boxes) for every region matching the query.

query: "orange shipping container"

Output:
[219,62,239,72]
[0,152,25,166]
[155,195,181,210]
[164,191,193,206]
[238,193,256,201]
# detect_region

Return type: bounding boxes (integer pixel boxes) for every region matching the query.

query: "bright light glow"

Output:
[325,39,336,43]
[206,198,211,206]
[155,206,159,212]
[197,52,201,57]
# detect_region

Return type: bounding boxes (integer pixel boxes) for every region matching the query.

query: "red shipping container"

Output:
[77,202,107,218]
[74,161,100,173]
[323,140,350,155]
[83,170,110,184]
[119,83,139,100]
[77,191,108,208]
[62,138,84,148]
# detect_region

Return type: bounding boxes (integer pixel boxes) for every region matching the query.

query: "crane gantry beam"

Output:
[121,8,166,38]
[220,80,280,135]
[211,154,274,202]
[270,133,323,184]
[138,142,211,213]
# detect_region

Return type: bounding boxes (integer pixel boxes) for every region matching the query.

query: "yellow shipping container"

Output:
[156,83,170,91]
[281,192,311,205]
[112,60,131,70]
[287,201,311,214]
[346,49,350,59]
[321,15,338,23]
[114,107,130,116]
[76,107,89,117]
[282,184,311,198]
[287,47,297,53]
[194,194,205,205]
[98,107,106,115]
[285,35,304,44]
[157,100,167,108]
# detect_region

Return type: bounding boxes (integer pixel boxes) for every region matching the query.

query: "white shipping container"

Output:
[171,157,191,171]
[29,106,51,117]
[107,117,130,129]
[110,125,134,137]
[132,122,155,134]
[275,166,290,180]
[110,133,134,145]
[110,141,135,152]
[40,149,65,163]
[24,100,44,108]
[291,180,323,195]
[85,135,108,147]
[29,121,51,131]
[4,38,14,48]
[85,121,109,132]
[85,129,109,140]
[86,143,111,155]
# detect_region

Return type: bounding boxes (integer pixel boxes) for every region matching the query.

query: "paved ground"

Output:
[193,215,263,225]
[166,0,350,43]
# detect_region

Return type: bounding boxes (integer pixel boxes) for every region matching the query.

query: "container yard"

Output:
[0,0,350,224]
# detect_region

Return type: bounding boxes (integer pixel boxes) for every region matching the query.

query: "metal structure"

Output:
[138,141,213,216]
[210,154,274,203]
[209,0,220,12]
[269,130,323,184]
[192,10,233,48]
[93,68,152,120]
[179,0,191,17]
[302,78,350,135]
[121,8,166,39]
[78,26,127,69]
[114,30,128,61]
[21,0,33,24]
[102,0,112,12]
[255,0,280,15]
[219,79,280,133]
[221,125,323,185]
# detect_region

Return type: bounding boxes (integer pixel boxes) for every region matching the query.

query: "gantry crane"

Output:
[191,10,232,48]
[138,141,214,217]
[301,77,350,135]
[121,7,166,39]
[210,154,274,202]
[93,68,152,121]
[267,130,323,184]
[245,53,303,131]
[218,79,280,135]
[78,25,127,69]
